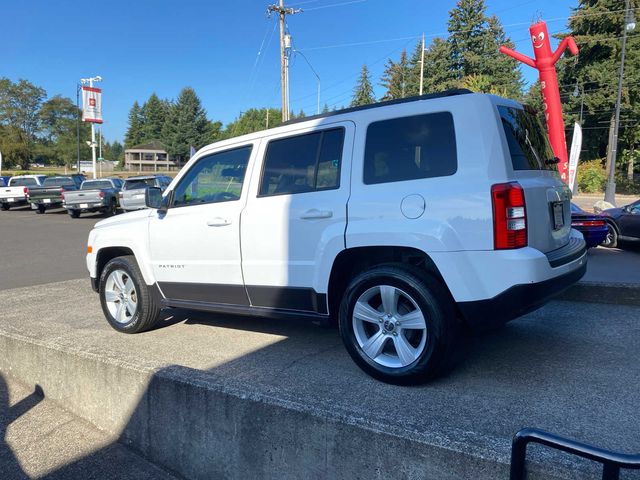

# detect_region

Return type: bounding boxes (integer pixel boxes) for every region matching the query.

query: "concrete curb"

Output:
[556,281,640,306]
[0,329,579,480]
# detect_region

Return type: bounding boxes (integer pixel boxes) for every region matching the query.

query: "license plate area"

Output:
[43,198,51,204]
[552,202,564,230]
[80,203,89,209]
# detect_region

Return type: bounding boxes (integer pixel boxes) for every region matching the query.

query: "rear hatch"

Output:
[498,105,572,254]
[122,178,156,206]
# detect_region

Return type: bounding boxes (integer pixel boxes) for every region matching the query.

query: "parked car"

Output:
[119,175,172,212]
[0,176,11,187]
[63,178,124,218]
[0,175,47,210]
[570,203,608,249]
[601,199,640,248]
[86,90,586,384]
[28,175,85,214]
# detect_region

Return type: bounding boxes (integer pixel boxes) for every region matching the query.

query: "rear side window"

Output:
[364,112,457,185]
[498,106,556,171]
[10,178,38,186]
[82,180,113,190]
[259,128,344,196]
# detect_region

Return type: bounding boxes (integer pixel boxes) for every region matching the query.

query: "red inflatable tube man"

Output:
[500,21,578,183]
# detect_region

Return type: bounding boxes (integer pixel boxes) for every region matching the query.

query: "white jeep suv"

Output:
[87,90,586,384]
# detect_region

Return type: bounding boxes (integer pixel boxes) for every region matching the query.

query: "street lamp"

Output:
[604,0,635,205]
[293,48,321,115]
[572,83,584,125]
[79,75,102,179]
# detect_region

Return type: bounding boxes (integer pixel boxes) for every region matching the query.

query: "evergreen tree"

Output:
[322,103,330,114]
[161,87,212,161]
[419,38,458,94]
[124,101,143,148]
[351,64,376,107]
[381,50,411,100]
[447,0,522,96]
[140,93,167,142]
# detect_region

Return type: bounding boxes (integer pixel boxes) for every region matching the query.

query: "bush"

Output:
[577,160,607,193]
[615,175,640,195]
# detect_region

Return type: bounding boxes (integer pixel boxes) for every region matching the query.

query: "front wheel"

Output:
[601,223,618,248]
[0,203,9,211]
[339,265,461,385]
[99,255,162,333]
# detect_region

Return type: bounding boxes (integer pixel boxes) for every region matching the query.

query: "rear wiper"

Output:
[545,157,560,165]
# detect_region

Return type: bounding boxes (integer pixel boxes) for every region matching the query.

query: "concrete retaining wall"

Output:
[0,330,574,480]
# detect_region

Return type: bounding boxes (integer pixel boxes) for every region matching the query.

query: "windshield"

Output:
[9,177,39,187]
[43,177,75,187]
[498,105,556,171]
[124,178,156,190]
[82,180,113,190]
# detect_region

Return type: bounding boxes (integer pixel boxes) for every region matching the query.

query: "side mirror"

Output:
[145,187,163,210]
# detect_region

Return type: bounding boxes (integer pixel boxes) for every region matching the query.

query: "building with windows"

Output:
[124,141,183,172]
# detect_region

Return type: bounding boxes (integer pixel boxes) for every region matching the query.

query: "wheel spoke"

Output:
[124,279,135,297]
[104,290,119,303]
[379,286,398,316]
[115,301,126,323]
[394,334,418,366]
[112,271,126,292]
[353,300,382,324]
[362,331,387,360]
[398,309,426,330]
[126,297,137,317]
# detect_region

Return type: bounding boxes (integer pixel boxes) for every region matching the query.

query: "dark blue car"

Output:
[601,199,640,248]
[570,203,608,248]
[0,176,10,187]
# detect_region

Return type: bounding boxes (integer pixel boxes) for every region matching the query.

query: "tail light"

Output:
[572,220,605,227]
[99,191,105,198]
[492,182,527,250]
[23,187,29,197]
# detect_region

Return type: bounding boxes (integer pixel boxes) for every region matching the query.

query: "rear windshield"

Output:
[43,177,75,187]
[82,180,113,190]
[498,106,556,171]
[124,178,156,190]
[9,177,39,187]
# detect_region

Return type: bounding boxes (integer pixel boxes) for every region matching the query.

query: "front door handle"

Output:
[300,209,333,220]
[207,217,231,227]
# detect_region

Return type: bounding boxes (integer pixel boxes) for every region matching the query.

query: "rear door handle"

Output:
[207,217,232,227]
[300,209,333,220]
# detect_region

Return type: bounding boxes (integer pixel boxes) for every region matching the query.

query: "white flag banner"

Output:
[568,122,582,193]
[82,86,103,123]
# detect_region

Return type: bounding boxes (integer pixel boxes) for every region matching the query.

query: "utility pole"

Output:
[76,84,81,172]
[419,33,425,96]
[604,0,635,205]
[268,0,301,122]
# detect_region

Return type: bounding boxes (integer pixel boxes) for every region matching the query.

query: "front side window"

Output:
[259,128,344,196]
[172,145,252,207]
[364,112,457,185]
[43,177,75,187]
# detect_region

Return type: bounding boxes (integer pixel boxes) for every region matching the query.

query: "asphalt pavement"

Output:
[0,206,102,290]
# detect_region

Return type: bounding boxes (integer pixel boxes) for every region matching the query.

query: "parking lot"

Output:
[1,205,640,479]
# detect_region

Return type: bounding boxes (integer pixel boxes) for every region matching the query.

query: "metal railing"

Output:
[510,428,640,480]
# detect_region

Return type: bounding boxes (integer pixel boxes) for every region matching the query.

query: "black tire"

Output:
[36,204,45,214]
[339,264,462,385]
[99,255,162,334]
[0,203,9,211]
[68,209,81,218]
[602,222,618,248]
[106,199,117,216]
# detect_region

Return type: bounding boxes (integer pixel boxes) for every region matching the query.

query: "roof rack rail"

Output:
[282,88,473,126]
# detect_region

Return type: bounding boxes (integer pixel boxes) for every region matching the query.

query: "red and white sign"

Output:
[82,86,103,123]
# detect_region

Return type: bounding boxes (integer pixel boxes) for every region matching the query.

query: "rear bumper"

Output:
[0,197,28,205]
[65,202,108,211]
[458,259,586,331]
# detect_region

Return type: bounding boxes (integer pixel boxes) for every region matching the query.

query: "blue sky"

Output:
[2,0,575,143]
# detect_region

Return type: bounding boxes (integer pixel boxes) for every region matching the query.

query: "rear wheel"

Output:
[339,265,462,385]
[99,255,162,333]
[107,199,117,216]
[36,204,45,214]
[68,209,81,218]
[0,203,9,211]
[602,223,618,248]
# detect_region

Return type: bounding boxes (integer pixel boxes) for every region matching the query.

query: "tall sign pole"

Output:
[80,75,103,179]
[267,1,301,122]
[0,150,3,176]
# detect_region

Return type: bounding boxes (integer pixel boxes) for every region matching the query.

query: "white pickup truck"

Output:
[0,175,46,210]
[87,90,587,384]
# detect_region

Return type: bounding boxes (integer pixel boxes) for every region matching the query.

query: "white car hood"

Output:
[94,209,152,229]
